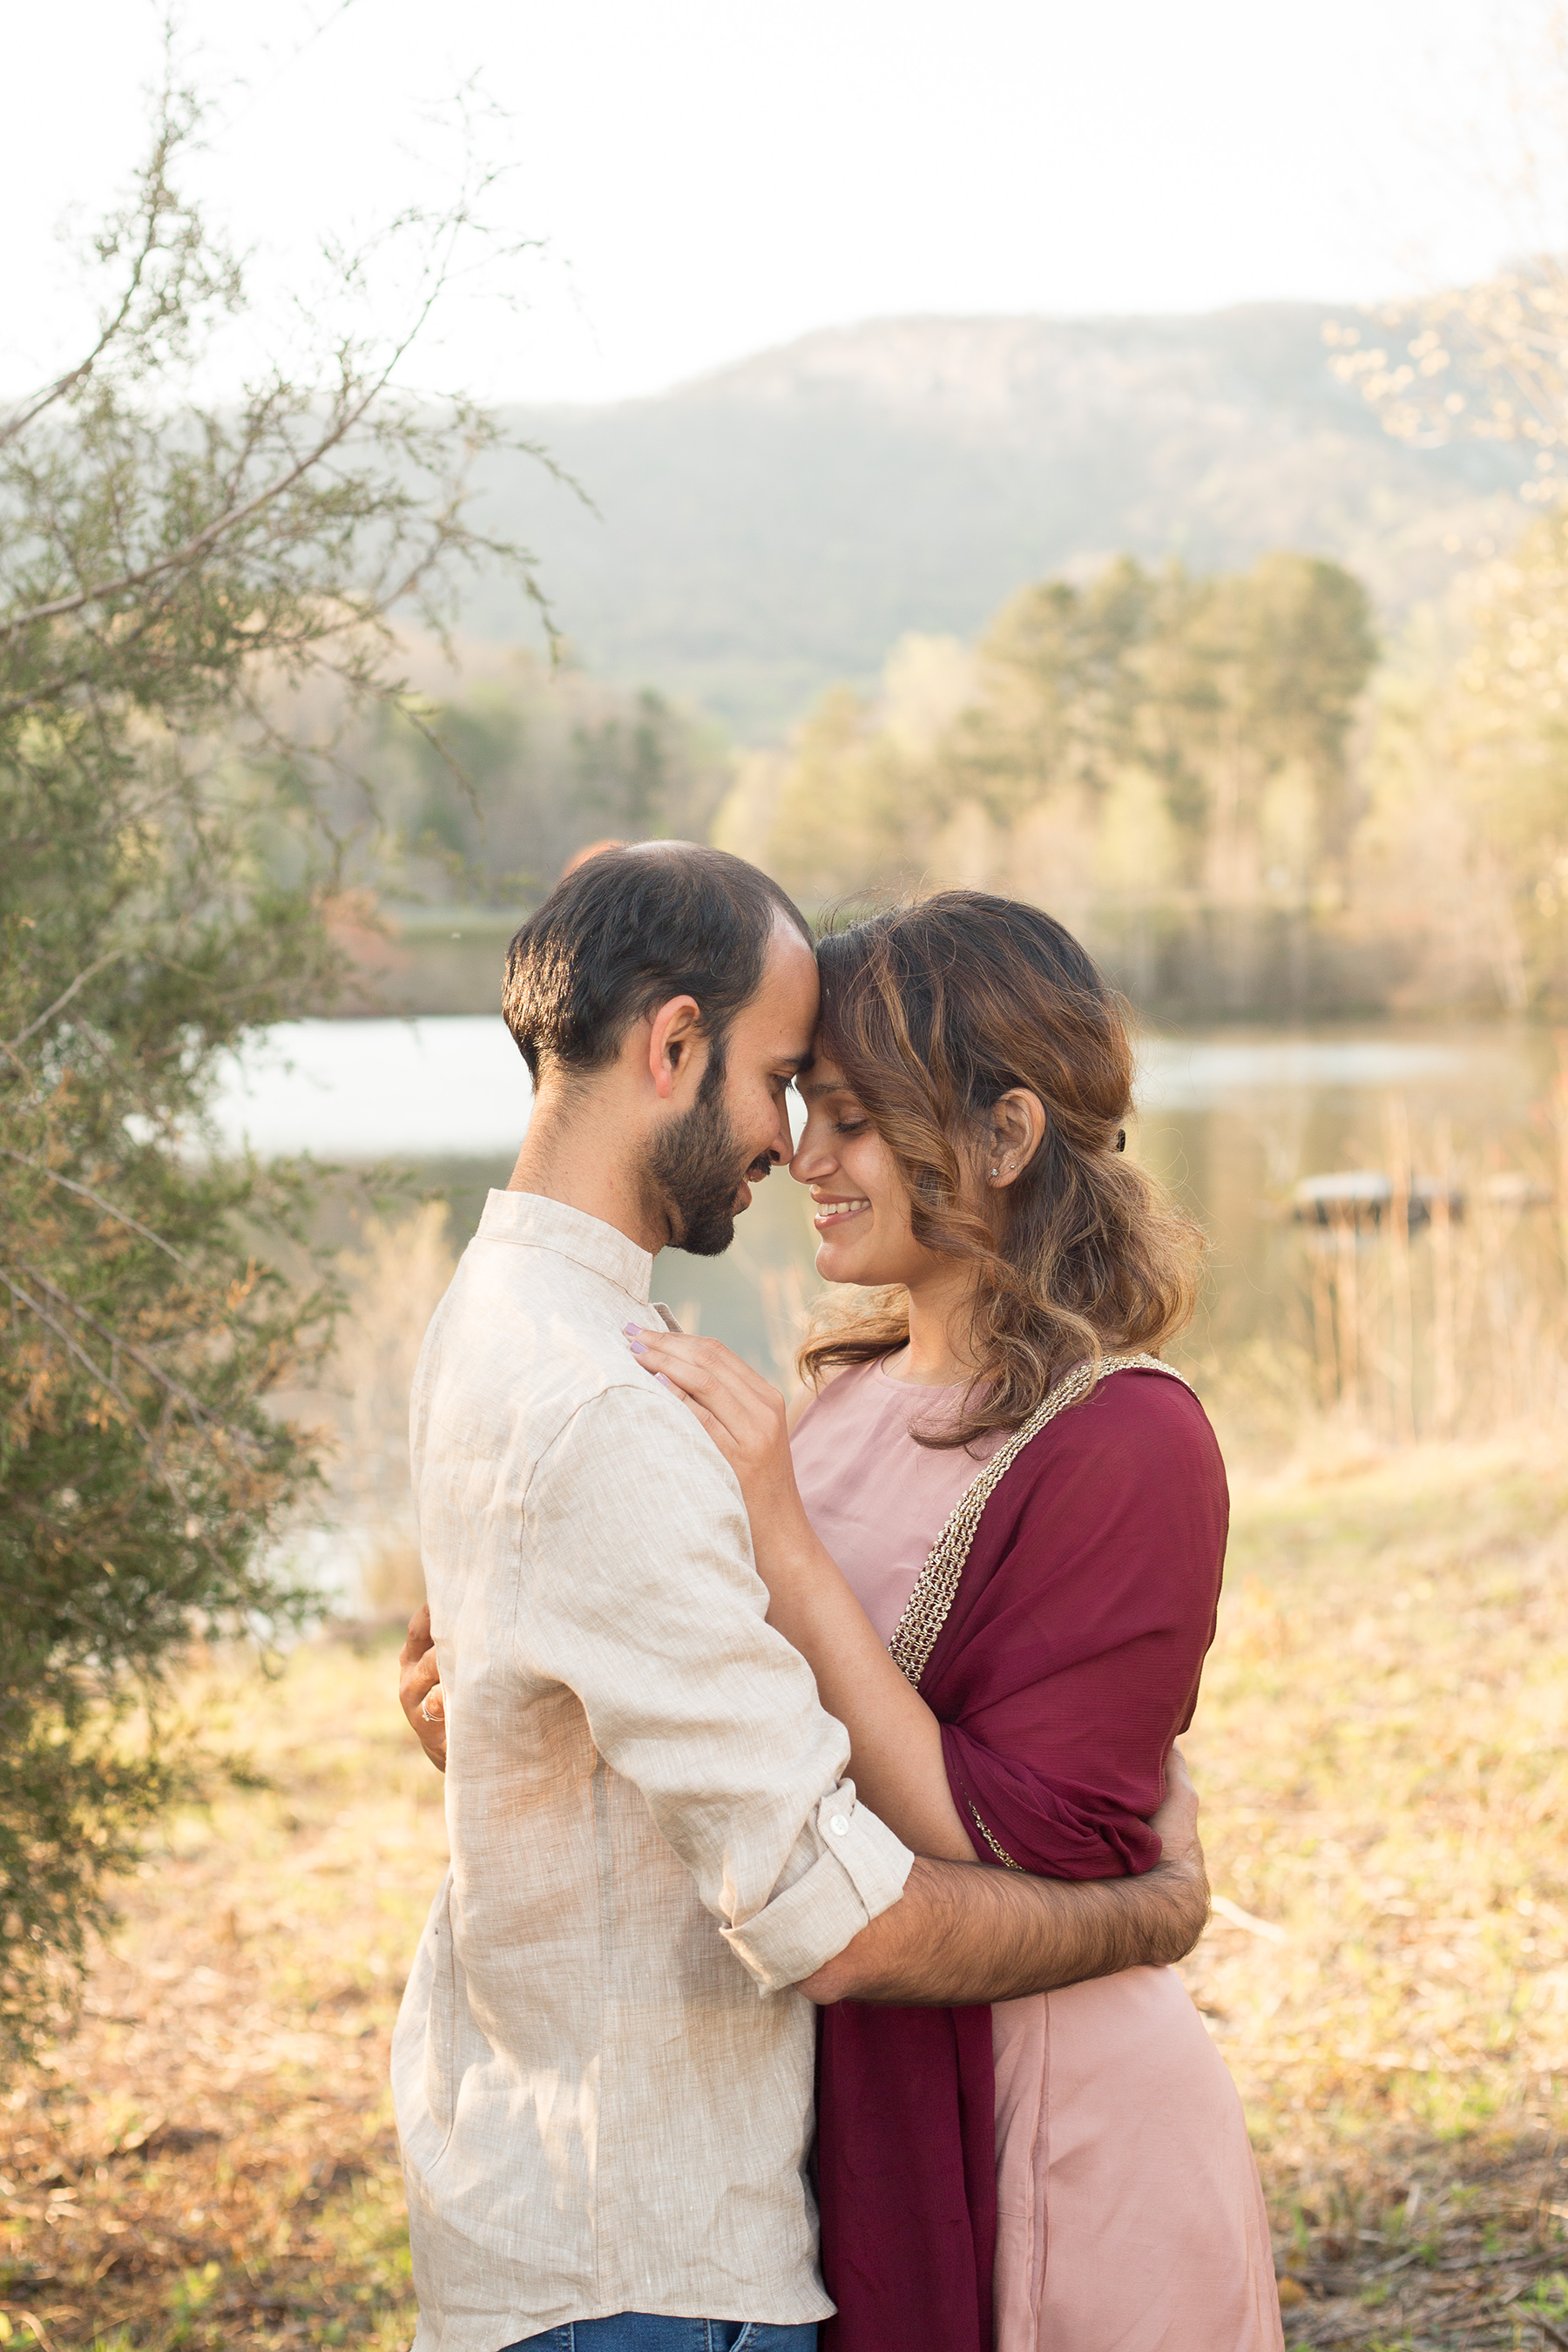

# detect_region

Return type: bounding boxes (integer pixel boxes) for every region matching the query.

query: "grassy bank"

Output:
[1186,1438,1568,2347]
[0,1642,449,2351]
[1,1445,1565,2350]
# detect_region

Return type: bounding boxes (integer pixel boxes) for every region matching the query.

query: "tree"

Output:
[0,84,545,2051]
[718,553,1375,919]
[1356,510,1568,1010]
[366,661,733,905]
[1322,11,1568,1006]
[1321,3,1568,487]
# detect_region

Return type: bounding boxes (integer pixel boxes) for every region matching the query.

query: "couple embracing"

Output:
[393,843,1285,2352]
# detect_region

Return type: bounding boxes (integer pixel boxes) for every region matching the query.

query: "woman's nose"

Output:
[790,1120,835,1184]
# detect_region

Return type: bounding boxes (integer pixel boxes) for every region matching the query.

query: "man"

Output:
[392,842,1208,2352]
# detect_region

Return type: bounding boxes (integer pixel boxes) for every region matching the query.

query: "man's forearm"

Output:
[798,1848,1210,2006]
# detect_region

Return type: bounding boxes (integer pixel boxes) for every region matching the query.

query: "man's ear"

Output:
[645,994,705,1099]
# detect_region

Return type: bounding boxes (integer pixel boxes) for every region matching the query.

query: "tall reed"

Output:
[1205,1077,1568,1457]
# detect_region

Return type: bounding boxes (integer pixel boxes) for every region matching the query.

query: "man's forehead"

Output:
[742,918,818,1031]
[765,912,820,978]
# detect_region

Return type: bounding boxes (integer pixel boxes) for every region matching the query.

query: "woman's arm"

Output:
[753,1505,977,1863]
[625,1328,977,1862]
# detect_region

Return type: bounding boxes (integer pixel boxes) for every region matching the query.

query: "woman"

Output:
[621,893,1282,2352]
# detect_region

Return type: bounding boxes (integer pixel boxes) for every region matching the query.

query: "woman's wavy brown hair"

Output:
[798,890,1205,1448]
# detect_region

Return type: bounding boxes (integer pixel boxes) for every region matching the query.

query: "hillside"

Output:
[471,305,1529,736]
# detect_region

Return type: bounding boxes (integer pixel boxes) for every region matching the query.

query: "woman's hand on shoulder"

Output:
[624,1327,807,1551]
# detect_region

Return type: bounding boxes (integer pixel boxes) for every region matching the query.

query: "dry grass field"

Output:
[0,1439,1565,2352]
[0,1640,449,2352]
[1185,1438,1568,2349]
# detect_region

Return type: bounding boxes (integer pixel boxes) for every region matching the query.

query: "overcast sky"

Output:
[3,0,1557,406]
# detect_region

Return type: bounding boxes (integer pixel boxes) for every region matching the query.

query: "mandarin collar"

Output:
[476,1189,653,1305]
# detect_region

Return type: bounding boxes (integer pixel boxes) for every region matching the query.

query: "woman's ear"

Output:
[985,1089,1047,1188]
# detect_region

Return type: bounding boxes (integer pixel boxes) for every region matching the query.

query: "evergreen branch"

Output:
[0,388,384,636]
[3,951,128,1051]
[0,1147,198,1270]
[0,193,171,449]
[1,1252,253,1453]
[0,1267,145,1434]
[1,221,476,644]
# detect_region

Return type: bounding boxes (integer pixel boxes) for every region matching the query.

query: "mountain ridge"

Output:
[468,304,1529,737]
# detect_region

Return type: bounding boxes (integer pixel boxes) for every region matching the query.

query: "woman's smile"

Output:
[812,1193,871,1231]
[791,1058,930,1287]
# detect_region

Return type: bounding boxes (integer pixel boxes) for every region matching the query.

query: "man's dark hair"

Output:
[503,842,812,1083]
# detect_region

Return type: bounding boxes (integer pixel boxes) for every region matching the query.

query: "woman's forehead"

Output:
[801,1051,854,1098]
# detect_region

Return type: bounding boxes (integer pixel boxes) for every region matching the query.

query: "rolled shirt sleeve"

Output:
[723,1782,913,1991]
[519,1384,913,1988]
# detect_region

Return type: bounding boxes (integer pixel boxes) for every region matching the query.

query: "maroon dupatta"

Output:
[815,1359,1229,2352]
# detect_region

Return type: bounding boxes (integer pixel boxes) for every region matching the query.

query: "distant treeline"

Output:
[714,551,1379,1017]
[305,517,1568,1021]
[263,642,731,911]
[712,520,1568,1019]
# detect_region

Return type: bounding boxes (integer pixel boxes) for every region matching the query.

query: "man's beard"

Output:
[644,1062,771,1257]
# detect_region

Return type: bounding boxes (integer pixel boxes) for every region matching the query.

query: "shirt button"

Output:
[829,1814,850,1836]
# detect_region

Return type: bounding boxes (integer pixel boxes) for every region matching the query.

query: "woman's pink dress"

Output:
[791,1359,1282,2352]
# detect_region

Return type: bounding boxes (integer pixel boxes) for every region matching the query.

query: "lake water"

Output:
[213,1016,1561,1374]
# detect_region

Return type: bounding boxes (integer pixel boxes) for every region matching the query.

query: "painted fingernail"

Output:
[656,1373,676,1389]
[629,1341,649,1355]
[623,1321,647,1335]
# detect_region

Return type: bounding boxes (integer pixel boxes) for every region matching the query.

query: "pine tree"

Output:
[0,84,544,2051]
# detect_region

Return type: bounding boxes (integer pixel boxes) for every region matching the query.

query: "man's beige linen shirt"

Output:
[392,1191,913,2351]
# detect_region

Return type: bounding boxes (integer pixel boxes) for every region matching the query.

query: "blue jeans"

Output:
[503,2321,816,2351]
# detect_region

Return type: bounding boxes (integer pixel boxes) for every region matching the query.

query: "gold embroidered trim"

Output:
[966,1799,1023,1872]
[886,1352,1193,1691]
